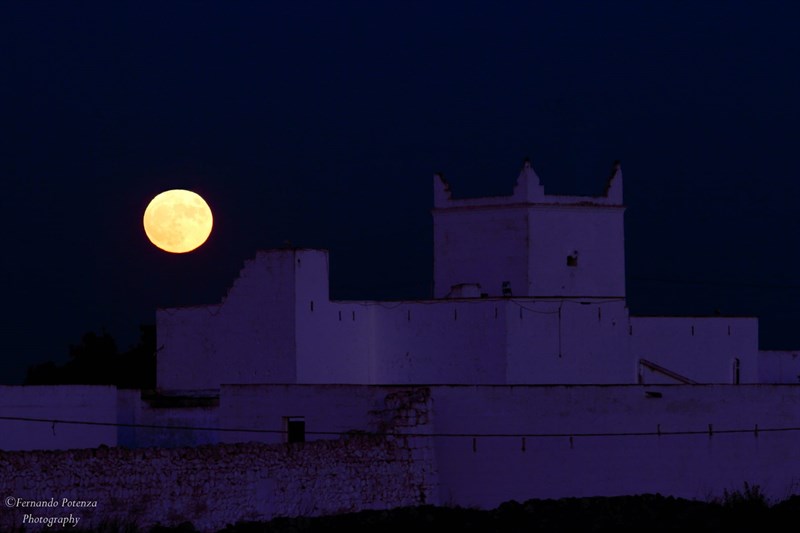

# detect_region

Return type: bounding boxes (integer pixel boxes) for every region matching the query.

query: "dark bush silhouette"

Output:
[25,325,156,389]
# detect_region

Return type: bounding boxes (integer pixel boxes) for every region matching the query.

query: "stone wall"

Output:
[0,434,436,532]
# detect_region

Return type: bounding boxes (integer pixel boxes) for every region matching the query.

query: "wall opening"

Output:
[566,254,578,267]
[733,358,740,385]
[502,281,512,297]
[285,416,306,443]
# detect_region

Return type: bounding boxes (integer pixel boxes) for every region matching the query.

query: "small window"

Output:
[502,281,512,297]
[285,416,305,443]
[732,358,740,385]
[566,254,578,267]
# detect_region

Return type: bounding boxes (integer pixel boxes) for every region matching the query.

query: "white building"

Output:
[5,159,800,517]
[157,160,761,389]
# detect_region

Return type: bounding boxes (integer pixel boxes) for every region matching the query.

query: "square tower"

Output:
[432,160,625,299]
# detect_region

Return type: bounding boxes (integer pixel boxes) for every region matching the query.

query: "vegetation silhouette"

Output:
[25,325,156,389]
[69,491,800,532]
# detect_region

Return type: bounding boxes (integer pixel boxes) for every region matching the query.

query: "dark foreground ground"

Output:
[83,492,800,533]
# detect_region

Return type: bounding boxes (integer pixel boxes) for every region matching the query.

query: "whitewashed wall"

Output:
[631,316,759,384]
[154,160,769,389]
[506,299,633,384]
[430,384,800,506]
[158,250,304,390]
[527,206,626,298]
[0,386,117,451]
[5,383,800,513]
[433,206,530,299]
[116,390,219,448]
[214,383,800,507]
[157,248,768,388]
[370,301,507,384]
[296,300,375,383]
[759,350,800,383]
[219,383,374,445]
[218,384,429,445]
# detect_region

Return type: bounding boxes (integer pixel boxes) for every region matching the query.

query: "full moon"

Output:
[143,189,213,253]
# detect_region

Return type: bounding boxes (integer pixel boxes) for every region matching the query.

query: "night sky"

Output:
[3,1,800,384]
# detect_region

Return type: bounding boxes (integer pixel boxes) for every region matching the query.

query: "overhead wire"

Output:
[0,415,787,440]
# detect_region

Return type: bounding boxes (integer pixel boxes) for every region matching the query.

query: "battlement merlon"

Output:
[433,159,624,209]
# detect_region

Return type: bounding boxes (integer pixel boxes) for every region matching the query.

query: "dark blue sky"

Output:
[3,1,800,383]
